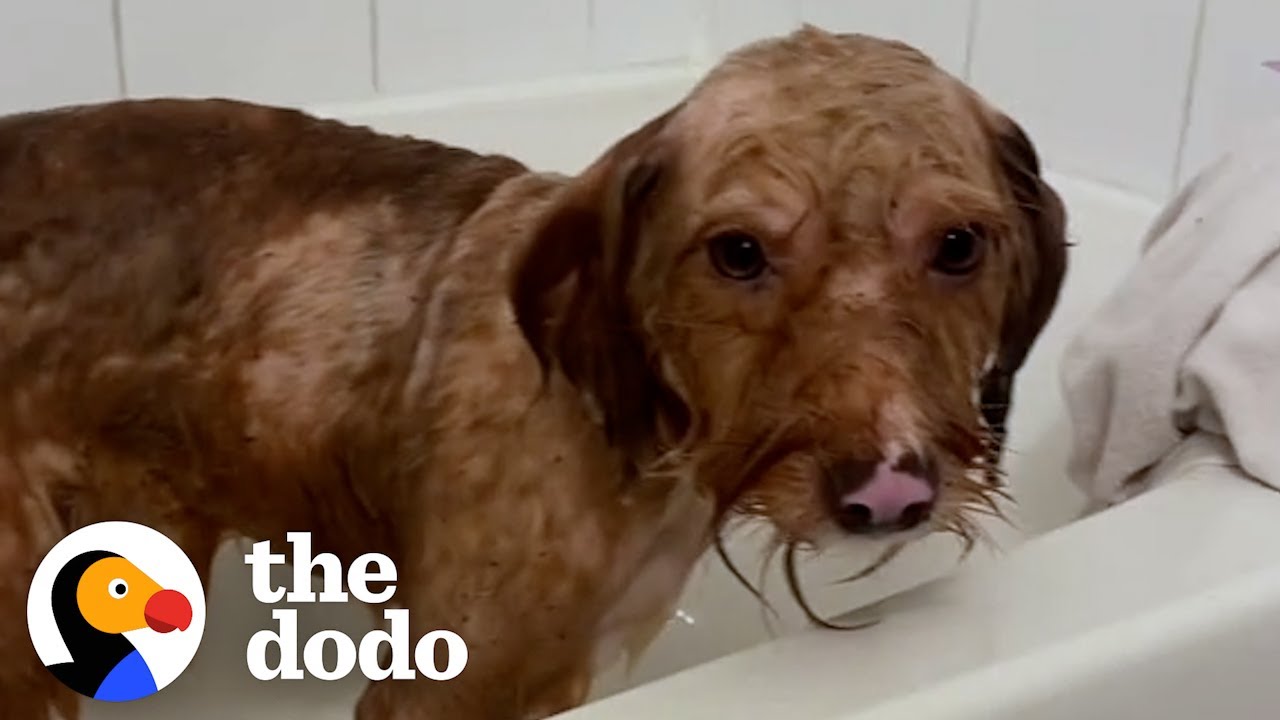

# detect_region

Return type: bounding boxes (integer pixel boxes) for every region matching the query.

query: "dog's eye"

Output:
[931,225,986,276]
[109,579,128,599]
[708,231,768,281]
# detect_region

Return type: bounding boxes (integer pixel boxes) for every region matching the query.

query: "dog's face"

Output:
[513,28,1066,549]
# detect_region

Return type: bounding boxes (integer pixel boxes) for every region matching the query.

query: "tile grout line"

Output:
[111,0,129,97]
[585,0,596,68]
[368,0,381,93]
[961,0,982,81]
[1170,0,1209,193]
[689,0,716,70]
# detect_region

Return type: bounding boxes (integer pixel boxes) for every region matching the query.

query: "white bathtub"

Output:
[87,71,1252,720]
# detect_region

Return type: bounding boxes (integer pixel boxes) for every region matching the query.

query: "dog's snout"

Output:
[827,453,937,534]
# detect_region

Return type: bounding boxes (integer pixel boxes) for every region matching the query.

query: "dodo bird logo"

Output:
[27,521,206,702]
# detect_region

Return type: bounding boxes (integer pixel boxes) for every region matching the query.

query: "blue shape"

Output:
[93,650,159,702]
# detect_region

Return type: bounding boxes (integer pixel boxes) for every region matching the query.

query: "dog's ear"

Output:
[510,106,688,460]
[980,117,1068,457]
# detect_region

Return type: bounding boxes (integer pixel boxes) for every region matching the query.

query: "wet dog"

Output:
[0,26,1066,719]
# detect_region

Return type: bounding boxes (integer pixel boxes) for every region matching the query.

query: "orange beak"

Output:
[144,589,192,633]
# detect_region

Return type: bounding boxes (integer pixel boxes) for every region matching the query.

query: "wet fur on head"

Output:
[513,26,1067,548]
[511,30,1067,633]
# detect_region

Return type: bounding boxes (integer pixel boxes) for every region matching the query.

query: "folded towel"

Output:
[1061,119,1280,507]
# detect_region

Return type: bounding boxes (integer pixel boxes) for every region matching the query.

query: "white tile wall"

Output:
[1178,0,1280,183]
[968,0,1202,198]
[591,0,697,68]
[709,0,800,57]
[4,0,1280,202]
[378,0,589,94]
[800,0,975,76]
[0,1,120,115]
[118,0,375,105]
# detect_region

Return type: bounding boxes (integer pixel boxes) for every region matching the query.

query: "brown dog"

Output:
[0,27,1066,720]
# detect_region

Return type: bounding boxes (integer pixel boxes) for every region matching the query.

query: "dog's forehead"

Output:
[676,48,991,192]
[685,33,970,128]
[674,71,998,238]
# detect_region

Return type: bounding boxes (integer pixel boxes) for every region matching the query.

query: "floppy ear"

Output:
[510,106,688,461]
[980,117,1068,459]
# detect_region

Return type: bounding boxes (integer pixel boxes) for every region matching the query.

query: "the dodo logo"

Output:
[26,521,206,702]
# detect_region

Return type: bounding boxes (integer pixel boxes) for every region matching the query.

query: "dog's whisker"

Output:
[714,529,780,621]
[784,542,880,631]
[957,505,1005,523]
[968,488,1007,515]
[835,542,904,584]
[756,533,789,638]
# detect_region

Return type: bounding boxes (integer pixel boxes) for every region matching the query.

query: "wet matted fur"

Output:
[0,27,1066,720]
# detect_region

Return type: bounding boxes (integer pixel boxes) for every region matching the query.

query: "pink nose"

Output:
[829,456,937,533]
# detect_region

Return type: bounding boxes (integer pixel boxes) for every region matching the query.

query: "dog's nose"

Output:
[828,454,937,534]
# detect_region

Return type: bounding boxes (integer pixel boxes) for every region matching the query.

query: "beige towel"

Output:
[1061,119,1280,507]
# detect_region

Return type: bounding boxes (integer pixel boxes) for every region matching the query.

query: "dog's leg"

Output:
[0,447,218,719]
[351,566,598,720]
[0,560,79,720]
[351,605,595,720]
[0,454,79,720]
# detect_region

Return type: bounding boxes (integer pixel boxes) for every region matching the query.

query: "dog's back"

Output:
[0,100,524,383]
[0,99,524,382]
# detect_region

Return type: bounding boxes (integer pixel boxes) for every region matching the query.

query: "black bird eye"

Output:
[708,231,769,281]
[109,579,128,599]
[931,225,986,276]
